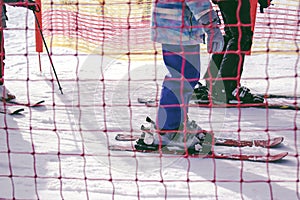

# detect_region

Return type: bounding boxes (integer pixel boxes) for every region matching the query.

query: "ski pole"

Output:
[33,11,63,94]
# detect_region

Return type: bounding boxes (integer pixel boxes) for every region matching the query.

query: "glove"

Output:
[199,10,224,53]
[204,25,224,53]
[258,0,272,8]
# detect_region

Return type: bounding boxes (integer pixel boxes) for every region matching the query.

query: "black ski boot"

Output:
[192,82,210,103]
[229,86,264,104]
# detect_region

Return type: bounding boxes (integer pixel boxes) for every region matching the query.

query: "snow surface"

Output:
[0,4,299,200]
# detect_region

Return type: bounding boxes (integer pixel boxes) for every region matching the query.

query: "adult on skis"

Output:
[194,0,273,104]
[0,0,39,100]
[136,0,224,152]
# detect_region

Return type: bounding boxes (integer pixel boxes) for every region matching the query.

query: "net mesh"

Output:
[0,0,299,199]
[42,0,299,58]
[43,0,154,60]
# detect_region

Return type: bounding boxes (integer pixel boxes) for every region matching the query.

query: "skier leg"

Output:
[212,0,253,102]
[0,29,15,100]
[158,44,201,131]
[137,45,213,152]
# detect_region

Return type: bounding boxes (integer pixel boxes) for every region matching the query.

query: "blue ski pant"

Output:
[157,44,201,130]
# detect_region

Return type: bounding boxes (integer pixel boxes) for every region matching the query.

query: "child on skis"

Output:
[136,0,224,153]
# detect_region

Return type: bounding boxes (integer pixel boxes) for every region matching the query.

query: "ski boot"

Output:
[135,124,177,151]
[135,117,213,156]
[178,119,213,155]
[229,86,264,104]
[192,82,210,103]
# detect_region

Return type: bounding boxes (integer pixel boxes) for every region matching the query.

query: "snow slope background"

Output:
[0,2,299,200]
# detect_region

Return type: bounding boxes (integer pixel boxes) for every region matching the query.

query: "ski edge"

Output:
[210,151,288,162]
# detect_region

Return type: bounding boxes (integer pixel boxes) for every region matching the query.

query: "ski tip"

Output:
[115,134,120,141]
[264,136,285,148]
[272,152,289,162]
[10,108,25,115]
[253,151,289,162]
[32,100,45,107]
[36,100,45,104]
[275,136,284,143]
[279,151,289,157]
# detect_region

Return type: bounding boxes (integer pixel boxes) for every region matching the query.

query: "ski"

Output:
[137,98,299,110]
[109,144,288,162]
[191,93,299,100]
[192,101,300,111]
[2,98,45,107]
[0,107,24,115]
[214,136,284,148]
[256,94,299,99]
[115,134,284,148]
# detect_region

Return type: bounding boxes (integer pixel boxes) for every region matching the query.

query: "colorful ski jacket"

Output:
[151,0,214,45]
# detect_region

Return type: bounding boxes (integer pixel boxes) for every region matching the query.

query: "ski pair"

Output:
[115,133,284,148]
[109,145,288,162]
[110,117,288,162]
[116,116,284,149]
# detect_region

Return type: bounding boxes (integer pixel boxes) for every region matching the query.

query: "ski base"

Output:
[115,134,284,148]
[109,144,288,162]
